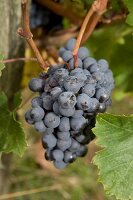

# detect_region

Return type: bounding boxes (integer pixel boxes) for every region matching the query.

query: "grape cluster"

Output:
[25,38,114,169]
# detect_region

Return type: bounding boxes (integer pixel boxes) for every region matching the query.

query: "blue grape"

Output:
[62,50,73,62]
[86,98,99,112]
[44,112,60,128]
[72,110,83,118]
[83,57,96,69]
[89,63,100,73]
[53,101,61,116]
[70,116,87,131]
[68,138,80,152]
[76,145,88,157]
[30,107,45,122]
[34,121,46,133]
[63,76,83,93]
[69,58,83,69]
[45,149,53,161]
[95,88,109,102]
[76,93,92,110]
[50,87,62,100]
[57,138,72,151]
[25,110,34,124]
[31,97,43,107]
[65,38,76,51]
[29,78,44,92]
[59,106,75,117]
[78,47,89,60]
[82,84,95,97]
[58,92,76,109]
[53,160,67,169]
[64,151,77,163]
[57,131,70,140]
[59,47,66,57]
[52,149,64,161]
[42,133,57,149]
[58,117,70,131]
[42,95,53,110]
[98,59,109,72]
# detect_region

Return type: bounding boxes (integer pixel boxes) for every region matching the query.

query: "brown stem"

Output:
[36,0,82,26]
[73,0,108,67]
[18,0,48,70]
[81,13,100,44]
[2,57,37,64]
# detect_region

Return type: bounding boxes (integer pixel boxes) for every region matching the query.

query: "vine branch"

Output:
[2,57,37,64]
[18,0,48,70]
[73,0,108,66]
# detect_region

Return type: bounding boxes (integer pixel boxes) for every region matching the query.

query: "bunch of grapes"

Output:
[25,38,114,169]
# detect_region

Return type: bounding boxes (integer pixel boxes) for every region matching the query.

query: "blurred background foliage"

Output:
[3,0,133,199]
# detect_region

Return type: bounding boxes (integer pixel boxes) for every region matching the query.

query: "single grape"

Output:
[25,110,34,124]
[45,149,53,161]
[52,149,64,161]
[59,106,75,117]
[76,93,92,110]
[82,84,95,97]
[69,58,83,69]
[95,88,109,102]
[76,145,88,157]
[83,57,96,69]
[34,121,46,133]
[78,47,89,60]
[62,50,73,62]
[29,78,44,92]
[53,160,67,169]
[89,63,100,73]
[63,76,83,93]
[42,95,53,110]
[64,151,77,163]
[97,103,106,113]
[31,97,43,107]
[86,98,99,113]
[68,138,81,153]
[58,92,76,109]
[97,59,109,72]
[42,133,57,149]
[59,47,66,57]
[72,110,83,118]
[57,138,72,151]
[65,38,76,51]
[58,117,70,131]
[53,101,61,116]
[44,112,60,128]
[57,131,70,140]
[30,107,45,122]
[70,68,84,76]
[70,116,87,131]
[50,87,62,100]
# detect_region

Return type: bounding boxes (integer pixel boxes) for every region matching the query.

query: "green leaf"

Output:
[0,55,5,77]
[124,0,133,26]
[13,92,22,110]
[0,93,27,156]
[93,113,133,200]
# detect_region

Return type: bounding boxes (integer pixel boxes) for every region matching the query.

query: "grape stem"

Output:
[2,57,37,64]
[73,0,108,67]
[18,0,48,70]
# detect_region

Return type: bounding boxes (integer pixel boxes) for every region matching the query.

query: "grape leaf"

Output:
[124,0,133,26]
[0,93,27,156]
[93,113,133,200]
[13,92,22,110]
[0,55,5,77]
